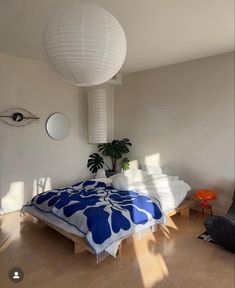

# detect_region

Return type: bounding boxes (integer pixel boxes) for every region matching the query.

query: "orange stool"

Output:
[195,189,217,215]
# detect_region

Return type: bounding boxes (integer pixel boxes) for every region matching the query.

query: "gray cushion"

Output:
[204,190,235,252]
[204,216,235,252]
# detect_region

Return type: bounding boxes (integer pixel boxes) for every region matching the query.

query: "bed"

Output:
[22,168,191,262]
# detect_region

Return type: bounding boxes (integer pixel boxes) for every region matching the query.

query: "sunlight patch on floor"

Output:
[132,233,169,288]
[0,230,19,253]
[166,217,179,230]
[0,212,21,253]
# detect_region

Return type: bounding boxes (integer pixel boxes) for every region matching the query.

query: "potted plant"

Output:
[87,138,132,176]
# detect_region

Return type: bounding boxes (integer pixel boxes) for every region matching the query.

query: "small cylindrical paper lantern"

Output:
[87,88,107,143]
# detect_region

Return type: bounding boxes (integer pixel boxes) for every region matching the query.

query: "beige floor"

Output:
[0,211,234,288]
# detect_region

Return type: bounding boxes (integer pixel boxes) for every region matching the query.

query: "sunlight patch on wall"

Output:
[33,177,52,197]
[2,181,24,214]
[129,159,139,169]
[144,153,161,166]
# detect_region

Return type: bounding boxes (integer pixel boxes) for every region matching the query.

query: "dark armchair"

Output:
[204,190,235,252]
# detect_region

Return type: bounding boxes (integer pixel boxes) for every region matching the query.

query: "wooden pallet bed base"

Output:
[167,197,195,218]
[35,216,93,255]
[26,197,195,256]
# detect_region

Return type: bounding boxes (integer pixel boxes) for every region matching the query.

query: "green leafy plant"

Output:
[121,157,130,171]
[87,138,132,173]
[87,153,104,173]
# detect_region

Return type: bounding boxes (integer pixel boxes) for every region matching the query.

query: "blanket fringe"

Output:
[96,223,158,263]
[152,224,157,233]
[126,237,132,244]
[96,251,109,264]
[20,209,26,217]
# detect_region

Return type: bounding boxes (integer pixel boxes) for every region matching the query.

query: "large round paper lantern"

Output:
[87,88,107,143]
[43,3,127,87]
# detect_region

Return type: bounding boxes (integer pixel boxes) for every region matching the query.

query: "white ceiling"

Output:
[0,0,234,74]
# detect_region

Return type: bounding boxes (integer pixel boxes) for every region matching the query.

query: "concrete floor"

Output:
[0,211,234,288]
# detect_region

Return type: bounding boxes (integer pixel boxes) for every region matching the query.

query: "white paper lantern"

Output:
[87,88,107,143]
[43,3,127,87]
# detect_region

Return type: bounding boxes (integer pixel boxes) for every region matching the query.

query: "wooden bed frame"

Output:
[26,197,195,256]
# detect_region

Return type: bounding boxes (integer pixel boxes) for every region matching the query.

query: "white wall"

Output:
[0,53,111,214]
[114,52,234,213]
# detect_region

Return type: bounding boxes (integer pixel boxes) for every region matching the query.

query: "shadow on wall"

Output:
[1,177,52,215]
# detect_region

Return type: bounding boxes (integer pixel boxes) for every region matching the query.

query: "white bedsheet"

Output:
[127,174,191,214]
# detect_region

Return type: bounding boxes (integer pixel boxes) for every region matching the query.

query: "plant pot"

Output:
[105,170,118,178]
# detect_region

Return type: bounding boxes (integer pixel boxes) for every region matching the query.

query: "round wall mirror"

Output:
[46,113,70,140]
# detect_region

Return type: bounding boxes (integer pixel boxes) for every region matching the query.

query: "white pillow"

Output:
[111,174,129,190]
[123,168,149,184]
[110,168,149,190]
[95,169,107,179]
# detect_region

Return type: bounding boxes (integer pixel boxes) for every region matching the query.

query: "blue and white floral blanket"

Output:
[23,180,166,256]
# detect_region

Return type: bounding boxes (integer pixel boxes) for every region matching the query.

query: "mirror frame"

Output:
[46,112,71,140]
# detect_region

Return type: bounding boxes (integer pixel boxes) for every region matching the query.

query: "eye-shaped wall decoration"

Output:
[0,107,40,127]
